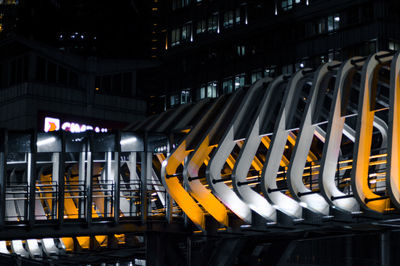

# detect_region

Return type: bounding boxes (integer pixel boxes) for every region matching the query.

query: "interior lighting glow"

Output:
[120,137,137,145]
[37,137,56,147]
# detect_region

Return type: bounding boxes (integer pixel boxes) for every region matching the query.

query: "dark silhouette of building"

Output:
[0,36,158,130]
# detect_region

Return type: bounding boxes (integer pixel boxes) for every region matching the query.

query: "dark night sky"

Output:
[14,0,152,58]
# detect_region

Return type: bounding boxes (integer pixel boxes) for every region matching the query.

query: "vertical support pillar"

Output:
[114,131,121,223]
[187,236,191,266]
[165,194,174,224]
[141,132,149,223]
[79,151,86,218]
[105,151,112,217]
[146,232,166,266]
[165,133,174,223]
[0,129,7,227]
[381,231,390,266]
[128,152,137,216]
[345,236,352,266]
[57,132,65,224]
[86,133,93,225]
[28,131,37,227]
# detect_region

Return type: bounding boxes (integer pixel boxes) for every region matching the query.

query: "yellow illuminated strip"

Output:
[187,136,229,226]
[163,142,206,229]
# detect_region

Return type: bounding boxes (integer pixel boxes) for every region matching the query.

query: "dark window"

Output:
[103,75,111,93]
[9,60,16,85]
[47,62,57,83]
[122,73,132,96]
[113,73,122,95]
[36,56,46,82]
[16,58,23,84]
[59,66,67,85]
[70,71,79,88]
[23,55,29,82]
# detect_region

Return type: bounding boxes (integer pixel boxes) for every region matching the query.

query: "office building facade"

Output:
[155,0,400,112]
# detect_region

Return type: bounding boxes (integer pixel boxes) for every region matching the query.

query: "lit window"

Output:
[281,0,302,11]
[196,19,206,34]
[235,8,241,24]
[224,10,234,28]
[199,83,218,99]
[182,22,192,41]
[208,14,218,32]
[237,45,245,56]
[223,78,233,94]
[181,90,191,104]
[170,95,179,106]
[389,41,400,51]
[207,82,218,98]
[171,28,181,46]
[264,67,276,77]
[281,0,293,10]
[172,0,190,10]
[317,14,340,34]
[200,86,206,99]
[234,74,245,90]
[251,71,262,84]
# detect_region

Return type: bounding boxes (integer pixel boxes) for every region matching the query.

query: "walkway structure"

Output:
[1,51,400,264]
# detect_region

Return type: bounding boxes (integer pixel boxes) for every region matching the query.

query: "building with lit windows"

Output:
[151,0,400,113]
[0,36,155,130]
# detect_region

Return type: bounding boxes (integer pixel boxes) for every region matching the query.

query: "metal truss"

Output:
[1,51,400,260]
[159,50,399,230]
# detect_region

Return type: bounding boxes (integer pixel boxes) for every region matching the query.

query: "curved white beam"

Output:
[206,78,272,223]
[261,69,313,218]
[318,57,364,212]
[182,90,245,227]
[232,77,286,221]
[286,62,340,215]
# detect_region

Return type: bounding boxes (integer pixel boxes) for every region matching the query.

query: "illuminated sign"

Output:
[44,117,108,133]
